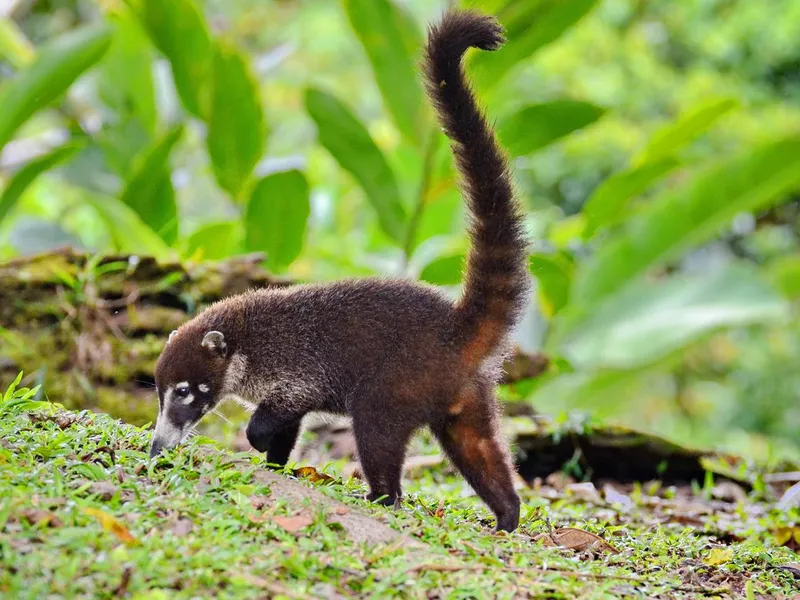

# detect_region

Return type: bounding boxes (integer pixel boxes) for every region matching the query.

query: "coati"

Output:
[150,9,530,532]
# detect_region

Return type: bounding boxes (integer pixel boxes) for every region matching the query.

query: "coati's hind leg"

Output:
[352,411,416,507]
[434,383,521,532]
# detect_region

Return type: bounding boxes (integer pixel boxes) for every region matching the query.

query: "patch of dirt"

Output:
[226,457,420,547]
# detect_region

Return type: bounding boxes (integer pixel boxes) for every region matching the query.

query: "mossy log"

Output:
[0,248,548,426]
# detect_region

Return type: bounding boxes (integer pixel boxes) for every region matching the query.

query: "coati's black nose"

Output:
[149,439,164,458]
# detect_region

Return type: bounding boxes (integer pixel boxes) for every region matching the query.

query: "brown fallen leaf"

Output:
[171,517,193,538]
[20,508,63,528]
[533,527,620,554]
[293,466,334,484]
[273,513,314,533]
[83,507,138,546]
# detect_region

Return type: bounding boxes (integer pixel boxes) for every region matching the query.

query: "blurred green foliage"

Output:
[0,0,799,456]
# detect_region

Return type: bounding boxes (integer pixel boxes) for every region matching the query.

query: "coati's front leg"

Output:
[246,405,302,467]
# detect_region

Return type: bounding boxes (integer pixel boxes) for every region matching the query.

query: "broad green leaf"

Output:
[245,170,310,271]
[634,98,737,166]
[0,143,83,225]
[470,0,600,90]
[207,42,265,198]
[420,254,464,286]
[84,194,172,260]
[342,0,424,143]
[98,9,157,136]
[582,158,679,237]
[527,368,654,419]
[0,18,34,68]
[120,125,183,244]
[529,253,573,318]
[131,0,213,119]
[572,136,800,304]
[768,255,800,300]
[305,88,407,242]
[186,221,243,261]
[498,100,604,156]
[0,24,112,153]
[558,266,788,370]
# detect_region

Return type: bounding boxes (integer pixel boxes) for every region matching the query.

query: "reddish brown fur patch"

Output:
[460,319,501,370]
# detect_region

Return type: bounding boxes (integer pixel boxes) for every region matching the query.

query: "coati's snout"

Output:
[150,329,231,458]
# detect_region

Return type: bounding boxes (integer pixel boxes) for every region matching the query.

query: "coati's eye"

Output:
[175,384,190,398]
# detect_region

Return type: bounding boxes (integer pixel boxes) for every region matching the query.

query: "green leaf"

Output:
[0,18,35,68]
[0,24,112,153]
[420,254,464,286]
[558,266,789,370]
[98,9,157,136]
[84,193,173,260]
[305,88,407,243]
[526,368,652,419]
[768,255,800,300]
[207,42,265,198]
[572,136,800,304]
[0,143,83,225]
[529,253,573,318]
[131,0,213,119]
[634,98,737,166]
[186,221,243,261]
[470,0,600,90]
[342,0,424,143]
[119,125,183,244]
[498,100,604,156]
[582,158,679,237]
[245,170,310,271]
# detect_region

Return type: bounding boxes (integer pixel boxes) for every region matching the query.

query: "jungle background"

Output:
[3,1,800,597]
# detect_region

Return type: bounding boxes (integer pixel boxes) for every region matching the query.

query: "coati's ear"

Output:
[201,330,227,357]
[167,330,178,344]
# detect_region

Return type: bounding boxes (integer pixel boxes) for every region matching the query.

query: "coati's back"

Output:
[151,10,530,532]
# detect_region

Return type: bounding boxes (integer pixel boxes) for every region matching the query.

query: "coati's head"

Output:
[150,327,234,458]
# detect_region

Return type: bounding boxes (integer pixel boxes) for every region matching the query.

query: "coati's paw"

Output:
[366,491,400,508]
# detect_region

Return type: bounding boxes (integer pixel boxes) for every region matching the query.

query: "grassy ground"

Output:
[1,376,799,599]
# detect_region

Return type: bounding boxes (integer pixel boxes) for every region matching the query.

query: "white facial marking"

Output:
[198,384,210,393]
[180,393,195,405]
[152,414,186,448]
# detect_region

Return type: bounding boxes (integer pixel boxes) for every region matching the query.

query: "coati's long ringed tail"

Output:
[423,11,530,370]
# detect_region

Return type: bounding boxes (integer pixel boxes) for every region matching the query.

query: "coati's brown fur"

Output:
[151,10,530,532]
